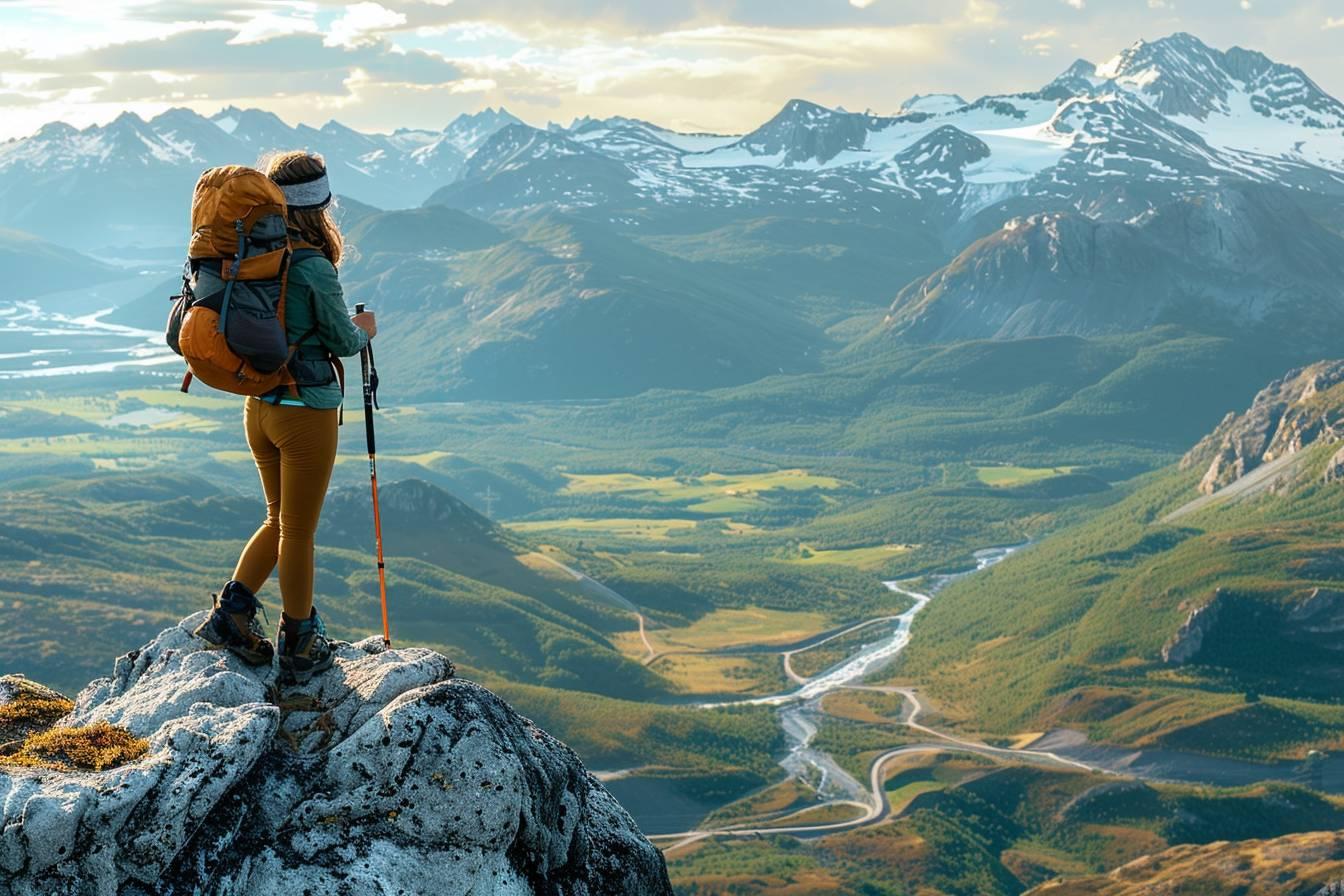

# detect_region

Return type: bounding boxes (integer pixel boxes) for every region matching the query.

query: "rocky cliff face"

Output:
[1159,591,1223,664]
[1160,587,1344,667]
[0,614,673,896]
[1181,359,1344,494]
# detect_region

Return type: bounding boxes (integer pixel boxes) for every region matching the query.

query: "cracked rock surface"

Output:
[0,612,673,895]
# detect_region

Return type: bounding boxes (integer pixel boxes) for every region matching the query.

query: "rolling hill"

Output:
[0,472,659,699]
[341,210,823,399]
[0,228,122,300]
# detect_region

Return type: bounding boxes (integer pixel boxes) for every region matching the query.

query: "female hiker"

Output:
[195,150,376,684]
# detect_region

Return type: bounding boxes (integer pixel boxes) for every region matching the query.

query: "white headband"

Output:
[279,172,331,211]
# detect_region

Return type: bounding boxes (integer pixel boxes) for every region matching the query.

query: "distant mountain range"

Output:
[430,31,1343,219]
[5,32,1339,248]
[2,32,1342,399]
[0,106,522,249]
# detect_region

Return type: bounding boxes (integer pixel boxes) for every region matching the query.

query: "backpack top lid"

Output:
[188,165,286,260]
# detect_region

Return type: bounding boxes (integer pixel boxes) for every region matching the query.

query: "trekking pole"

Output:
[355,302,392,648]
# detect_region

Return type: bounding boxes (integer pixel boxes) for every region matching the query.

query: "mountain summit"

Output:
[0,615,673,895]
[1093,31,1344,126]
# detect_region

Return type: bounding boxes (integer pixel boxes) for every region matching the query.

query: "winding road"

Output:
[567,543,1325,851]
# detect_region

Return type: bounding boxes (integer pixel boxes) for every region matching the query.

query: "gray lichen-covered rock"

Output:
[0,613,673,896]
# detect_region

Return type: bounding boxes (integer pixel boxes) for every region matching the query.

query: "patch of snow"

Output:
[1171,88,1344,172]
[681,146,786,169]
[901,94,968,115]
[646,129,740,152]
[964,120,1075,183]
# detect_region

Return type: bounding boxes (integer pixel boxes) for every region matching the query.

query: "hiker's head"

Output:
[260,150,345,267]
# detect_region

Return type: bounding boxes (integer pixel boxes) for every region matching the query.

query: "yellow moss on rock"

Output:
[0,677,76,753]
[0,695,75,728]
[1,721,149,772]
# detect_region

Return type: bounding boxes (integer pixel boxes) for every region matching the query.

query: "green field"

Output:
[644,607,832,652]
[782,542,916,569]
[506,517,705,539]
[975,464,1079,488]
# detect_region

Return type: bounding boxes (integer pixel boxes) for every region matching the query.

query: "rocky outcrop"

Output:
[1284,588,1344,651]
[1324,445,1344,484]
[1181,359,1344,494]
[1160,591,1223,664]
[1160,587,1344,668]
[0,614,672,896]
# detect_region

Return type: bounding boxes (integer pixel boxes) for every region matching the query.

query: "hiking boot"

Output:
[277,608,335,685]
[194,580,274,666]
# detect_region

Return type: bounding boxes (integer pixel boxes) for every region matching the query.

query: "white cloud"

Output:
[230,10,320,45]
[962,0,1000,26]
[448,78,497,93]
[324,2,407,49]
[2,0,1343,145]
[653,24,935,58]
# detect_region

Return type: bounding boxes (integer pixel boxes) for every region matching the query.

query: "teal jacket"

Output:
[273,253,368,410]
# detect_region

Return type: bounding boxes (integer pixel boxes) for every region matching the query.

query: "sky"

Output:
[0,0,1340,141]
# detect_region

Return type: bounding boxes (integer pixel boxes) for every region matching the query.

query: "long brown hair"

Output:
[259,150,347,268]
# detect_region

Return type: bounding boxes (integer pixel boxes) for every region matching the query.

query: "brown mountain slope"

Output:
[1026,829,1344,895]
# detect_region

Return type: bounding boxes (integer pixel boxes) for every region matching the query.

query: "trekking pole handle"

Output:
[355,302,365,314]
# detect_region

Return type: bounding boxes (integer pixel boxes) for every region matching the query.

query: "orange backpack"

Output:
[166,166,315,396]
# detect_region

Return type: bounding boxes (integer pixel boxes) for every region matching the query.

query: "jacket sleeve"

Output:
[303,258,369,358]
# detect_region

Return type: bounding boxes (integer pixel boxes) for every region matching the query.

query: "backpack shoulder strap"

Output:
[288,236,327,266]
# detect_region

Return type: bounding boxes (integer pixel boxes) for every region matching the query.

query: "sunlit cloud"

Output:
[230,8,321,45]
[0,0,1339,142]
[325,2,407,48]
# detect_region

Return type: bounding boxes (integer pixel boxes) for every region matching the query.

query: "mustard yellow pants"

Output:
[232,397,338,619]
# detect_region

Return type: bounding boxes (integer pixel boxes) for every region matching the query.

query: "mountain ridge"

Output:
[5,31,1341,254]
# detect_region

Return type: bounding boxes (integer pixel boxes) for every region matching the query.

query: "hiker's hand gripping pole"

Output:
[356,302,391,648]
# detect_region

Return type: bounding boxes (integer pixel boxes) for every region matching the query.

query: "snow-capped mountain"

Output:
[1,32,1341,254]
[429,32,1342,225]
[0,106,523,248]
[441,107,525,156]
[2,31,1342,400]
